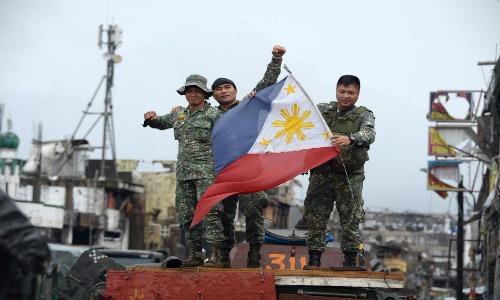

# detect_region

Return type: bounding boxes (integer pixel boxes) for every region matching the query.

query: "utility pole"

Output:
[97,24,122,179]
[0,104,4,133]
[456,180,464,300]
[494,221,500,300]
[495,142,500,300]
[32,123,43,203]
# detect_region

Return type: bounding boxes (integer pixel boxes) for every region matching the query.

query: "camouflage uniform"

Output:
[304,101,375,254]
[253,56,284,93]
[218,56,282,267]
[220,191,268,266]
[148,102,224,264]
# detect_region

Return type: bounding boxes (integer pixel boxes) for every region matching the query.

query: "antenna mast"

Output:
[97,24,122,179]
[64,24,123,179]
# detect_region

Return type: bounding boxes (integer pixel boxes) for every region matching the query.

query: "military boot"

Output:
[204,244,223,268]
[247,244,262,268]
[342,251,356,268]
[303,250,322,270]
[182,240,204,267]
[342,251,366,270]
[182,253,204,267]
[220,249,231,268]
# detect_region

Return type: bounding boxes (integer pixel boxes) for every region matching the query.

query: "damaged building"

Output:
[475,56,500,299]
[0,125,144,249]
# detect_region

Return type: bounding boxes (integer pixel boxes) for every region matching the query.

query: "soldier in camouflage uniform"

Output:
[303,75,375,270]
[211,45,286,268]
[144,74,224,268]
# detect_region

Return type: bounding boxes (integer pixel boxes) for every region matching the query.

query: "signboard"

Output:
[427,125,488,161]
[230,244,345,269]
[428,91,474,122]
[427,160,465,193]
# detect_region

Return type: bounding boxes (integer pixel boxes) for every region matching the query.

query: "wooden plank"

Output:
[272,270,404,289]
[270,269,405,281]
[274,276,403,289]
[124,267,405,289]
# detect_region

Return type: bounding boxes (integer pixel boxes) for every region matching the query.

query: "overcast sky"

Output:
[1,0,499,214]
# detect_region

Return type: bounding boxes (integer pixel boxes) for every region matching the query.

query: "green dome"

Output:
[0,131,20,149]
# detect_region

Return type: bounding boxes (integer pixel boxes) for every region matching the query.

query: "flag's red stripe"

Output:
[190,147,339,227]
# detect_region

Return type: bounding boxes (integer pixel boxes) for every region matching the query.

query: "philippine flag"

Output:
[191,75,339,227]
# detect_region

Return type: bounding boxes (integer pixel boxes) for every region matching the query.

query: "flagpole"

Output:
[283,64,330,131]
[283,64,315,103]
[283,64,293,75]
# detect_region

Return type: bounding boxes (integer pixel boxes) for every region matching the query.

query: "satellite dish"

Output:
[112,55,123,64]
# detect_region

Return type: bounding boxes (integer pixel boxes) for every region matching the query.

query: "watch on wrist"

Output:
[349,135,357,144]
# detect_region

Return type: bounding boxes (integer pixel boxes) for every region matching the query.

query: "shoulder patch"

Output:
[176,110,187,122]
[317,102,334,113]
[354,106,370,115]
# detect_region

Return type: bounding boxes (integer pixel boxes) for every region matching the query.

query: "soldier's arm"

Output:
[147,112,176,130]
[351,111,376,146]
[253,45,286,92]
[208,108,222,128]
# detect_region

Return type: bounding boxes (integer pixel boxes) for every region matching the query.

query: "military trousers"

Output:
[221,192,268,254]
[304,171,365,252]
[176,178,224,257]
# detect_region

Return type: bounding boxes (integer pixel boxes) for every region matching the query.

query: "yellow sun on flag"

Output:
[272,103,314,144]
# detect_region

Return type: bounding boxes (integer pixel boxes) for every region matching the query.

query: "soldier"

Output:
[303,75,375,270]
[211,45,286,268]
[143,74,224,268]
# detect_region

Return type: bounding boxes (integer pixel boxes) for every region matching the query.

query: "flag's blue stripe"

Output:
[213,77,288,174]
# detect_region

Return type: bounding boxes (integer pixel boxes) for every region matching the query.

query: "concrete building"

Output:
[360,209,457,298]
[0,116,144,249]
[262,178,303,229]
[474,56,500,299]
[138,160,179,254]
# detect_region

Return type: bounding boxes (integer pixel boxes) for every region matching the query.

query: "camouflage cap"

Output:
[176,74,212,96]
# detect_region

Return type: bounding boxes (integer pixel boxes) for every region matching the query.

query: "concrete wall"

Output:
[140,172,176,221]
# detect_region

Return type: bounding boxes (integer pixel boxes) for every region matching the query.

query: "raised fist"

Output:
[144,111,158,120]
[272,45,286,58]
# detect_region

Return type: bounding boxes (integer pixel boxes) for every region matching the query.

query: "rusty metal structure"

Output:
[475,57,500,299]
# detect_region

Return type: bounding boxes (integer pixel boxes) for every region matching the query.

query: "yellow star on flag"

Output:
[322,131,331,141]
[284,84,296,95]
[259,138,271,146]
